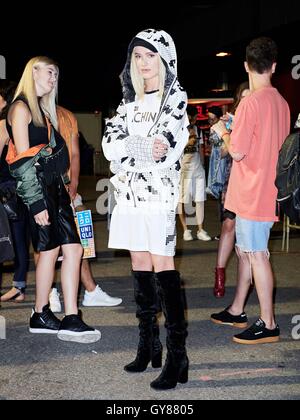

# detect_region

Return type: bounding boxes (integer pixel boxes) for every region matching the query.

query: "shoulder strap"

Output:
[44,116,56,148]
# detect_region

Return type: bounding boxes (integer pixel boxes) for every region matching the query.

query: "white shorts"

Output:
[108,204,177,257]
[179,174,206,204]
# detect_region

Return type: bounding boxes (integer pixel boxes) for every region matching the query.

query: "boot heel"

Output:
[178,365,188,384]
[151,350,163,368]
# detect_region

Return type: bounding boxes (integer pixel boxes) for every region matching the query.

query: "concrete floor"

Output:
[0,176,300,400]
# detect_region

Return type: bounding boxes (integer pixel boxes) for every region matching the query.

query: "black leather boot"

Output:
[124,271,163,373]
[150,270,188,390]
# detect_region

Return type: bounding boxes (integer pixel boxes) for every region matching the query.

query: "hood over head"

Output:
[120,28,177,103]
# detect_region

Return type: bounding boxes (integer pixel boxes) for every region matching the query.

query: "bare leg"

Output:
[229,247,252,315]
[251,252,276,329]
[80,259,96,292]
[33,251,40,267]
[35,247,60,312]
[60,243,83,315]
[130,251,153,271]
[178,203,188,232]
[151,255,175,273]
[195,201,204,232]
[217,218,236,267]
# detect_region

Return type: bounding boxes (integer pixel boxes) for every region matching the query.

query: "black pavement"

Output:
[0,176,300,400]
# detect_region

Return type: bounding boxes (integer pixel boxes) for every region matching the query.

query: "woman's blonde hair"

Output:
[130,53,166,100]
[13,56,59,129]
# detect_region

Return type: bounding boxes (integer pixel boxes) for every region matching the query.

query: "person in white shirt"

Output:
[178,106,211,242]
[102,29,189,391]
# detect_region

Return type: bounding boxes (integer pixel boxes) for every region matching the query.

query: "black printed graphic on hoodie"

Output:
[102,29,189,211]
[102,28,189,173]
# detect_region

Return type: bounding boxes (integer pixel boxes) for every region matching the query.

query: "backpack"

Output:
[275,131,300,223]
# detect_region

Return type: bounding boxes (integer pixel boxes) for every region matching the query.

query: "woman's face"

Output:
[33,62,58,97]
[0,94,7,113]
[133,46,160,82]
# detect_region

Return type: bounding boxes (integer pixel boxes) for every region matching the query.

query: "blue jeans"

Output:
[10,215,30,289]
[0,212,29,289]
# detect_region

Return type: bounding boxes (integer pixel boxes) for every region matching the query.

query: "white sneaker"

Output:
[49,288,62,313]
[183,230,193,241]
[82,285,122,307]
[197,229,212,241]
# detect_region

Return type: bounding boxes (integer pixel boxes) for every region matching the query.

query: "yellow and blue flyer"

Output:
[75,210,96,259]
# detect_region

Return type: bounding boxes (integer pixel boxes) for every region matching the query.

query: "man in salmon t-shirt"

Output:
[210,37,290,344]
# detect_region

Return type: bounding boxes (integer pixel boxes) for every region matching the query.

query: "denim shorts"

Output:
[235,216,274,252]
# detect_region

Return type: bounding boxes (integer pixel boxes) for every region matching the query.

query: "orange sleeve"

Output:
[230,97,257,156]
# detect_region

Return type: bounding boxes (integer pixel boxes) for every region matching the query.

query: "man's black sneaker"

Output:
[29,304,61,334]
[233,318,280,345]
[211,306,248,329]
[57,313,101,343]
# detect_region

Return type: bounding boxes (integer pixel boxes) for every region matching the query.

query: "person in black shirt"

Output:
[7,56,100,343]
[0,80,29,303]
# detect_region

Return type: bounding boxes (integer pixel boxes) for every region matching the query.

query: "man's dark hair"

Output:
[246,37,278,74]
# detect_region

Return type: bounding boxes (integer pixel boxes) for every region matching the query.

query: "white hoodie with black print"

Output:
[102,29,189,212]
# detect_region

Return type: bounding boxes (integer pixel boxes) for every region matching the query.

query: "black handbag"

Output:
[0,179,20,221]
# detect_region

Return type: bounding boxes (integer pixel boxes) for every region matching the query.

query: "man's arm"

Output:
[69,132,80,200]
[221,133,244,162]
[211,121,245,162]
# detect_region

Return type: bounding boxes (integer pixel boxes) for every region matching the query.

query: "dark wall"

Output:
[178,1,300,59]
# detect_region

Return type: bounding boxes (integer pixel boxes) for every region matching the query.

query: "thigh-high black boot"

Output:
[124,271,163,373]
[150,270,188,390]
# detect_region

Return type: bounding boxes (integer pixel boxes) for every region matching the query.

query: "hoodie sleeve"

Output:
[102,89,189,172]
[152,89,189,168]
[102,100,155,165]
[129,89,189,170]
[102,100,129,162]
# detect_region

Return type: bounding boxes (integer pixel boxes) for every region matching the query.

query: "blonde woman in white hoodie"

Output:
[102,29,189,391]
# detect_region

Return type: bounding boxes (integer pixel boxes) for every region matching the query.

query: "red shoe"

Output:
[214,267,225,298]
